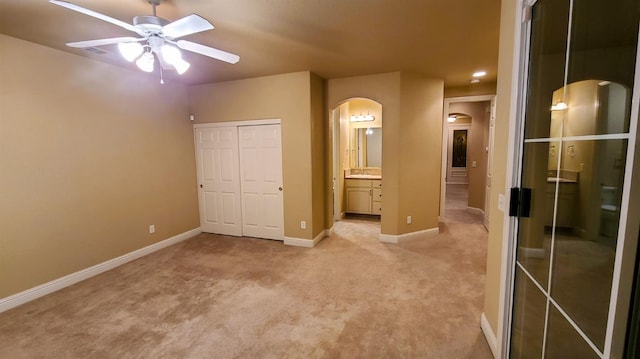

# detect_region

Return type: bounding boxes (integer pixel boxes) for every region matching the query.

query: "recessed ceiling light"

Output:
[473,71,487,77]
[470,79,480,84]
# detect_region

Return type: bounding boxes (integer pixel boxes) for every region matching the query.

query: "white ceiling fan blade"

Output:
[49,0,141,35]
[66,37,142,48]
[176,40,239,64]
[162,14,214,39]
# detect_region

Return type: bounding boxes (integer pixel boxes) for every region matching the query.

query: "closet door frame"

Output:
[193,119,283,239]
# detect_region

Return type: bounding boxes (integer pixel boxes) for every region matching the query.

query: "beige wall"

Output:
[338,102,351,216]
[327,72,443,235]
[188,71,326,240]
[449,101,490,209]
[484,0,518,335]
[0,34,199,298]
[445,82,497,98]
[397,73,444,232]
[309,73,328,237]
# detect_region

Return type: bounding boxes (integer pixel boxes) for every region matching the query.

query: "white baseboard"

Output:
[284,229,328,248]
[325,226,335,237]
[519,246,545,258]
[481,312,499,359]
[379,227,439,244]
[0,227,202,314]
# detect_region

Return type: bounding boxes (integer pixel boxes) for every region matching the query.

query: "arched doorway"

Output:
[330,97,382,223]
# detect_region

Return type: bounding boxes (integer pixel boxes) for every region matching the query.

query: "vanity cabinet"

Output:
[544,182,577,228]
[345,179,382,215]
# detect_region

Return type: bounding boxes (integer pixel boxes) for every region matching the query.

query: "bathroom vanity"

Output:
[544,170,578,228]
[345,177,382,215]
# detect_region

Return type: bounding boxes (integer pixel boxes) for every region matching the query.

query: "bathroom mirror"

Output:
[350,127,382,168]
[340,97,383,170]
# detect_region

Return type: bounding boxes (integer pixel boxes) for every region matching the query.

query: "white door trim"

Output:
[496,2,533,357]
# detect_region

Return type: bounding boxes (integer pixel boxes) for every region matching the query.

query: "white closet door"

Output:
[238,124,284,240]
[195,127,242,236]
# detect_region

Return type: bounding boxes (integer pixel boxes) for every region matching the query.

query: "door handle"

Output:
[509,187,532,217]
[278,187,283,191]
[200,184,203,188]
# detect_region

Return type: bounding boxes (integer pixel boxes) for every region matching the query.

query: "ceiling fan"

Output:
[49,0,239,79]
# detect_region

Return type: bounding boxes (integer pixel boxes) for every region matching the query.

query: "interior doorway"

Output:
[330,98,383,225]
[441,96,495,227]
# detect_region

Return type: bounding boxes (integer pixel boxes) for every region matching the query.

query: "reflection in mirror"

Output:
[548,80,629,350]
[515,78,631,353]
[344,98,382,169]
[510,0,639,355]
[351,128,382,168]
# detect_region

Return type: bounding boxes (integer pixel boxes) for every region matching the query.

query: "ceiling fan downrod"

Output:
[148,0,160,16]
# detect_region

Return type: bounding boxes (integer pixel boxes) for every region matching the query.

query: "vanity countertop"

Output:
[345,174,382,179]
[547,177,577,183]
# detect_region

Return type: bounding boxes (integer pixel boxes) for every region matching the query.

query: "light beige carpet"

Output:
[0,219,492,358]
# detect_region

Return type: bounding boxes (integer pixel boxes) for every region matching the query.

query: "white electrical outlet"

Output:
[149,225,155,234]
[407,215,412,224]
[472,160,477,168]
[300,221,306,229]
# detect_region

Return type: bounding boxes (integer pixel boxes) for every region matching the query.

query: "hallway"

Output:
[444,183,485,225]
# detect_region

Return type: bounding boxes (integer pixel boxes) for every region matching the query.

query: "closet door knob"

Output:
[278,187,283,191]
[200,184,203,188]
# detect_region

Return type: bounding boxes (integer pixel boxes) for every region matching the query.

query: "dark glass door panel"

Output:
[509,0,638,357]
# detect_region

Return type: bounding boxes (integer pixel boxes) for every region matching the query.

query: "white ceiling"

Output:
[0,0,501,87]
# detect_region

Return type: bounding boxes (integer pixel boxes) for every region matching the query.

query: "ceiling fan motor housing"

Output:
[133,15,169,36]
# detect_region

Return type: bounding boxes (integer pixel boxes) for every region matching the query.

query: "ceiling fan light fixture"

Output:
[136,51,155,72]
[50,0,240,80]
[173,58,191,74]
[160,44,182,65]
[118,42,144,62]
